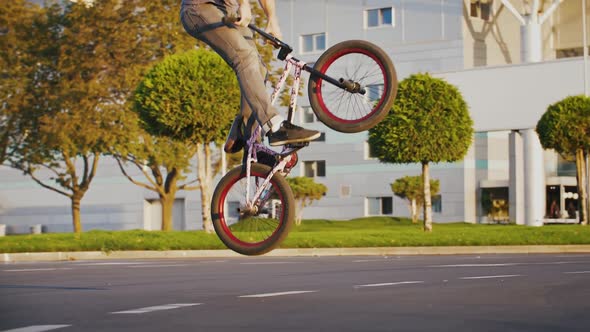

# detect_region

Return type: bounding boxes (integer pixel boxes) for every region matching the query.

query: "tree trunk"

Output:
[422,162,433,232]
[411,198,418,223]
[71,195,83,234]
[295,200,304,226]
[577,149,588,225]
[197,143,214,233]
[161,194,174,231]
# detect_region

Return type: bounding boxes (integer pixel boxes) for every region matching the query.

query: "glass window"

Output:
[301,33,326,53]
[367,84,384,102]
[366,7,394,28]
[315,34,326,51]
[481,187,509,222]
[366,9,379,27]
[381,7,392,25]
[303,161,326,177]
[367,197,393,215]
[302,35,314,53]
[367,197,380,215]
[382,197,393,215]
[432,195,442,213]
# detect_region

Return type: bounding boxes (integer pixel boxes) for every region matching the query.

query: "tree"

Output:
[286,176,327,225]
[114,129,200,231]
[536,95,590,225]
[391,176,440,224]
[5,0,198,233]
[0,0,40,165]
[368,73,474,232]
[6,2,122,234]
[134,49,239,232]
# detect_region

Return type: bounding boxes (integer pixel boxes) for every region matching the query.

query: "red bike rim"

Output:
[217,171,285,248]
[315,48,388,124]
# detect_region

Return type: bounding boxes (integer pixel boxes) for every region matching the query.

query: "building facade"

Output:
[0,0,587,233]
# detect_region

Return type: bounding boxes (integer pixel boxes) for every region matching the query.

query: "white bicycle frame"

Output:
[243,54,307,211]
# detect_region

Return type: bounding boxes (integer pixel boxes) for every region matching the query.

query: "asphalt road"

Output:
[1,253,590,332]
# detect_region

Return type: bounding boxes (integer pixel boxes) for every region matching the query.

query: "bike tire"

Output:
[308,40,398,133]
[211,163,295,256]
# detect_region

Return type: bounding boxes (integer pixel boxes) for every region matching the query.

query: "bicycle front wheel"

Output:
[308,40,397,133]
[211,163,295,256]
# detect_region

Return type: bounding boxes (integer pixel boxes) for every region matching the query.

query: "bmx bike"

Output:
[211,19,398,256]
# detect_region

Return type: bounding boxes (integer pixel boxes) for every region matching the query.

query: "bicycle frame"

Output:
[242,54,305,211]
[238,22,364,212]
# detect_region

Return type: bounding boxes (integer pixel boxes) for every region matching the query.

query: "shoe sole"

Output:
[269,132,321,146]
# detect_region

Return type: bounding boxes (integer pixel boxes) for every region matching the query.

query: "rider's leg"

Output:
[180,4,280,130]
[224,25,266,153]
[181,3,319,145]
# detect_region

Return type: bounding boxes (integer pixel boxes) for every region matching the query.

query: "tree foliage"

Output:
[3,0,198,233]
[369,73,473,231]
[134,49,240,232]
[536,95,590,154]
[0,0,40,165]
[391,176,440,224]
[536,95,590,225]
[286,176,327,225]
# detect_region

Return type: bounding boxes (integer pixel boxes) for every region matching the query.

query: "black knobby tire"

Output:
[308,40,398,133]
[211,163,295,256]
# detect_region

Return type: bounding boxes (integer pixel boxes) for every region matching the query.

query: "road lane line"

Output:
[76,262,148,266]
[354,281,424,288]
[460,274,523,280]
[432,263,519,267]
[3,268,72,272]
[564,271,590,274]
[1,325,71,332]
[239,290,317,298]
[111,303,201,314]
[129,264,189,268]
[239,262,300,265]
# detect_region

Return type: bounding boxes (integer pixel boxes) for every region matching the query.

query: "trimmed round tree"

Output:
[391,176,440,224]
[134,49,240,232]
[536,95,590,225]
[286,177,328,225]
[369,73,473,231]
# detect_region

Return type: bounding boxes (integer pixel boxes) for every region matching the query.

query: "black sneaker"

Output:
[267,121,321,146]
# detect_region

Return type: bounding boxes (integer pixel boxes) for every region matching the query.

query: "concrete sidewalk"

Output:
[3,245,590,262]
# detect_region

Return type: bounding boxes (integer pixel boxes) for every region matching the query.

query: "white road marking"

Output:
[0,325,71,332]
[239,290,317,298]
[564,271,590,274]
[239,262,300,265]
[353,259,386,263]
[76,262,148,266]
[460,274,523,280]
[111,303,201,314]
[432,261,590,268]
[432,263,519,267]
[3,268,72,272]
[129,264,189,268]
[354,281,424,288]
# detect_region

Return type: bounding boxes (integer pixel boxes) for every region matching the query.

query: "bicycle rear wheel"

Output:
[211,163,295,256]
[308,40,397,133]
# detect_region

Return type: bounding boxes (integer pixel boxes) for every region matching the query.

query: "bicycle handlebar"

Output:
[222,16,293,59]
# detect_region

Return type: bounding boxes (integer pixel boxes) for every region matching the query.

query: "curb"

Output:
[3,245,590,262]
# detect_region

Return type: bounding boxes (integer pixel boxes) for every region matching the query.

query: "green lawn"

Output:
[1,217,590,253]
